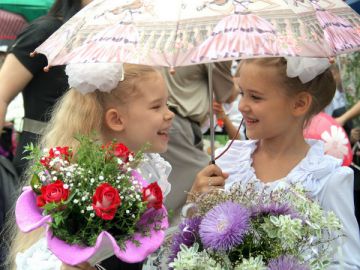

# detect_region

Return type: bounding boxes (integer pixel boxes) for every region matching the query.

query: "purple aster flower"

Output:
[168,217,202,264]
[199,201,250,251]
[268,255,310,270]
[251,203,299,219]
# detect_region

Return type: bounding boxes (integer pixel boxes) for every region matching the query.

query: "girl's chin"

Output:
[149,144,168,154]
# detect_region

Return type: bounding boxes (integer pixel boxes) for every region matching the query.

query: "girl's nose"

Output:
[165,108,175,120]
[238,97,247,113]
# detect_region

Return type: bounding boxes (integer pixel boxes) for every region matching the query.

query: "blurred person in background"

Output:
[0,0,92,179]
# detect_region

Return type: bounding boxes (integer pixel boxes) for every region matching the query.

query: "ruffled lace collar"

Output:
[218,139,342,194]
[137,153,172,197]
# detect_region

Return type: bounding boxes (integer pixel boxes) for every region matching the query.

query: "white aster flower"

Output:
[321,125,349,160]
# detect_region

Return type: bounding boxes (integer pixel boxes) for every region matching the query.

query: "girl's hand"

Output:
[60,262,96,270]
[213,101,226,119]
[189,164,229,195]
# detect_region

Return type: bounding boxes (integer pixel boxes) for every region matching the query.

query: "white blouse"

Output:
[216,139,360,269]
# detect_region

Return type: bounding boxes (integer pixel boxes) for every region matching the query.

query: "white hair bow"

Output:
[65,62,124,94]
[285,57,331,84]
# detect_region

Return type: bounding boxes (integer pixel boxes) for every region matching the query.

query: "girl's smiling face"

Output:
[119,72,174,153]
[237,61,299,141]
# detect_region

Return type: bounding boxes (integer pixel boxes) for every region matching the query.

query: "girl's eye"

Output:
[251,95,262,100]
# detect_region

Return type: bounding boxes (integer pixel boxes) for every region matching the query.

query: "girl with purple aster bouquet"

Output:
[169,183,343,269]
[172,57,360,269]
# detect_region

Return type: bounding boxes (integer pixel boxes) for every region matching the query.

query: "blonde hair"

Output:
[239,57,336,124]
[6,63,158,269]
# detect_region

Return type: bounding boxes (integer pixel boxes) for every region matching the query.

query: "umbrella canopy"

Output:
[0,0,54,22]
[0,9,28,50]
[33,0,360,162]
[34,0,360,68]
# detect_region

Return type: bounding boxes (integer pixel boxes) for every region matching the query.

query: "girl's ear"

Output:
[292,91,312,117]
[104,108,125,132]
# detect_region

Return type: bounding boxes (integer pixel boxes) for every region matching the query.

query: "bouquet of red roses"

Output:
[15,136,168,266]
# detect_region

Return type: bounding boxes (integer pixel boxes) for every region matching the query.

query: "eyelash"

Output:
[239,91,262,101]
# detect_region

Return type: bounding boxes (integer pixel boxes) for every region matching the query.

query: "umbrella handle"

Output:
[208,64,216,163]
[215,118,243,161]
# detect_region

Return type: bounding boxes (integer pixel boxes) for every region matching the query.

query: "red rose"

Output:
[36,180,70,207]
[92,183,121,220]
[114,143,132,162]
[142,182,163,210]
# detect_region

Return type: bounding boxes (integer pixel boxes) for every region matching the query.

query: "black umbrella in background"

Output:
[0,9,27,52]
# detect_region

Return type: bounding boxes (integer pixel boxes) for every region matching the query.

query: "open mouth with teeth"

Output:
[157,130,169,139]
[245,118,259,125]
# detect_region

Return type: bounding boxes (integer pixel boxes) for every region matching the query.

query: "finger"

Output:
[61,263,96,270]
[202,164,224,177]
[213,101,221,106]
[222,172,229,179]
[208,176,226,187]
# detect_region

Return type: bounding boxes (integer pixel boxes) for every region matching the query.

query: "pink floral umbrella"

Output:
[33,0,360,68]
[32,0,360,162]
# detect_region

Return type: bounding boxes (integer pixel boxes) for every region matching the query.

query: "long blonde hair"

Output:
[6,63,158,269]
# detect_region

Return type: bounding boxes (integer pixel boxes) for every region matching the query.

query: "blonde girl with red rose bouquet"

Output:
[5,63,174,270]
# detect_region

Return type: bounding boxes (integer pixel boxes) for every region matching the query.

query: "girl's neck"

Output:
[257,133,309,158]
[252,132,310,183]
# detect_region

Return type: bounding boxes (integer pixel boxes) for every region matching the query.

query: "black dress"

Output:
[8,16,69,177]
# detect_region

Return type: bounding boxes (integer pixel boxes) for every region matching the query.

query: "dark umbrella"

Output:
[0,9,28,51]
[0,0,54,22]
[347,0,360,14]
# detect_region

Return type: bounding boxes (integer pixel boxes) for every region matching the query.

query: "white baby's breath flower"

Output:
[86,206,93,211]
[99,175,104,180]
[73,199,79,204]
[63,184,69,189]
[90,213,95,218]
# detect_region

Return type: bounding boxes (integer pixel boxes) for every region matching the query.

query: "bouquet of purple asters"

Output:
[168,182,343,270]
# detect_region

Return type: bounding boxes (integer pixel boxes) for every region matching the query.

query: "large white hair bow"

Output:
[65,63,124,94]
[285,57,331,84]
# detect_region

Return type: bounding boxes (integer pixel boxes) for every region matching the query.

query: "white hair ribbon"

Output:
[285,57,331,84]
[65,63,124,94]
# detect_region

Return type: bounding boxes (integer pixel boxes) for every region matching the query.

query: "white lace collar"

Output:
[217,139,342,194]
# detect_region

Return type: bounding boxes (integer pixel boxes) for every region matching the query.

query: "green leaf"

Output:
[30,174,41,194]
